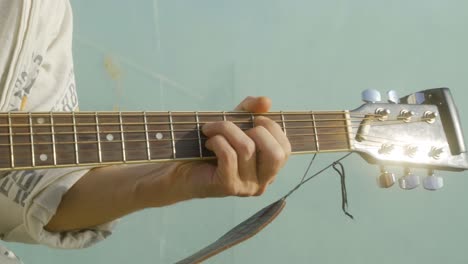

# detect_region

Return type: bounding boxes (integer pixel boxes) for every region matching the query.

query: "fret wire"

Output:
[72,112,79,164]
[95,112,103,163]
[119,112,127,162]
[280,111,286,135]
[143,111,151,160]
[311,111,320,152]
[169,111,176,159]
[344,110,353,149]
[50,112,57,165]
[222,111,227,121]
[250,113,255,128]
[7,113,14,168]
[195,111,203,158]
[28,112,36,167]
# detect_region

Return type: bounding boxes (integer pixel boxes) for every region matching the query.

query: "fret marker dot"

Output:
[37,117,45,124]
[155,132,163,140]
[106,134,114,141]
[39,154,48,161]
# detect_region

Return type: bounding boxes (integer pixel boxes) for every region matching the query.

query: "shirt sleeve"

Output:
[0,167,118,249]
[0,0,119,250]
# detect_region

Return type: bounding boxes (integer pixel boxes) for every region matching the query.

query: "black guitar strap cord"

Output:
[333,160,354,219]
[284,152,353,201]
[176,152,353,264]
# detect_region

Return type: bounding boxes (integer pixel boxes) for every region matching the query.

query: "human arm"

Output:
[45,96,291,232]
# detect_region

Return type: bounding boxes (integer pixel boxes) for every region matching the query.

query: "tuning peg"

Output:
[361,89,381,103]
[423,170,444,191]
[423,111,439,124]
[387,90,399,104]
[398,168,420,190]
[378,166,395,188]
[399,109,415,122]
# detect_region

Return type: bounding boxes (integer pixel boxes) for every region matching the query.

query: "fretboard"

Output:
[0,111,351,171]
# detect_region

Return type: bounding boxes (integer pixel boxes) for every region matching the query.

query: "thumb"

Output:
[234,96,272,113]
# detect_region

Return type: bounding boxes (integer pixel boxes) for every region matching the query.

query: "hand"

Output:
[176,96,291,198]
[45,96,291,232]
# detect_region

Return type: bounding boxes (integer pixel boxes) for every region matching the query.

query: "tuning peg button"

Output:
[378,170,396,188]
[387,90,399,104]
[399,169,420,190]
[362,89,381,103]
[423,172,444,191]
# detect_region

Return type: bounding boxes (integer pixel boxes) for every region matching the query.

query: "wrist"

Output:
[174,161,218,199]
[134,162,196,208]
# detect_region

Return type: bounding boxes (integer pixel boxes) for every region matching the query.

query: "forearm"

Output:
[44,97,290,233]
[45,162,189,232]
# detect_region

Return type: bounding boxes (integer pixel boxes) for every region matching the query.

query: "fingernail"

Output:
[204,138,213,150]
[202,122,213,134]
[253,115,266,125]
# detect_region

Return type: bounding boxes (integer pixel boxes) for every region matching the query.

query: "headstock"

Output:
[350,88,468,190]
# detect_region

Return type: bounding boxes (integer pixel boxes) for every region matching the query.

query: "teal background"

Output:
[7,0,468,263]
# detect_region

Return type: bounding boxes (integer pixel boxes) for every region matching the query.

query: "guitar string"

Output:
[0,113,434,151]
[0,121,361,130]
[0,111,435,153]
[0,114,385,124]
[0,120,432,153]
[0,127,426,149]
[0,115,434,129]
[0,138,349,152]
[0,111,368,117]
[0,136,428,160]
[0,120,430,136]
[0,111,430,120]
[0,115,438,166]
[0,134,425,155]
[0,136,425,167]
[0,116,434,137]
[0,130,351,139]
[0,116,371,127]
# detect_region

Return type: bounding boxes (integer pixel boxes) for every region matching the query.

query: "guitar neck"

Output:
[0,111,352,171]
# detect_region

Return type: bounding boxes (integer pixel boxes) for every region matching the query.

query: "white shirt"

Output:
[0,0,115,249]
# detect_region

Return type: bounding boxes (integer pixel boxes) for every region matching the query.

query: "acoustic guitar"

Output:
[0,87,466,191]
[1,87,467,263]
